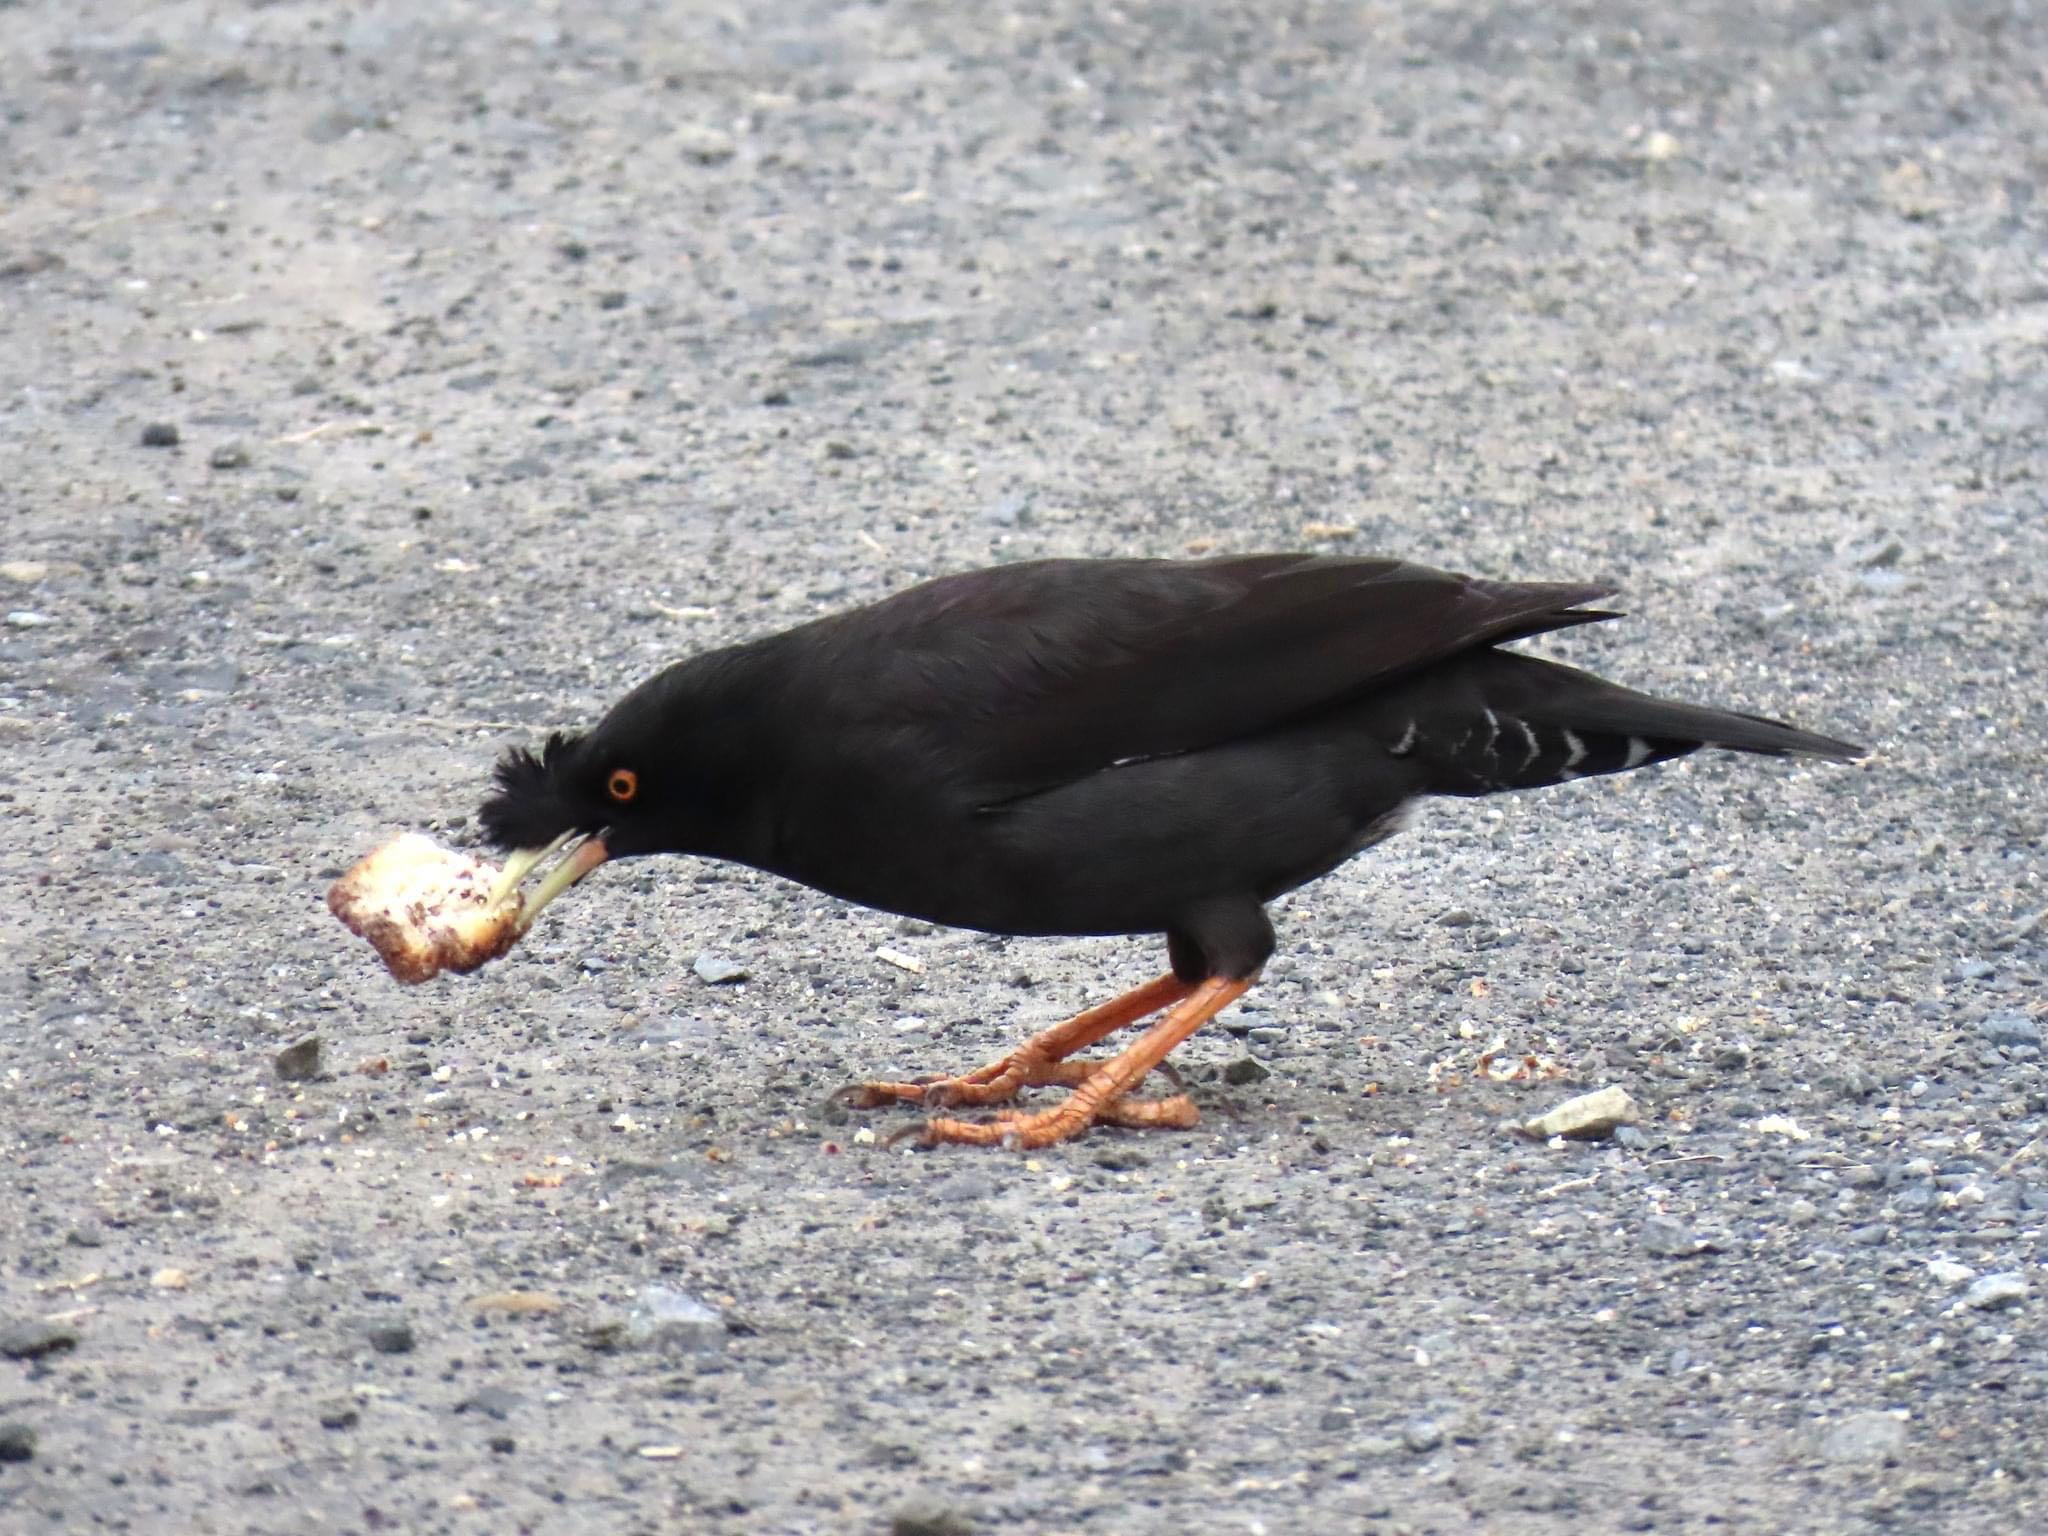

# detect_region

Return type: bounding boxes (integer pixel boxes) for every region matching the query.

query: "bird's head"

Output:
[474,657,768,933]
[472,729,626,933]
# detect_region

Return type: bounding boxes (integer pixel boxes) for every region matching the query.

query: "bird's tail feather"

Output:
[1413,652,1864,798]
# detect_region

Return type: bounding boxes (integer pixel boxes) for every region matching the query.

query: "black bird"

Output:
[479,554,1863,1148]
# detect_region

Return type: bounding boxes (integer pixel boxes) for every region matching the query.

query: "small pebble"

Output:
[1223,1056,1271,1086]
[693,952,749,985]
[1959,1272,2027,1311]
[367,1321,416,1355]
[208,442,251,470]
[0,1423,34,1463]
[318,1401,360,1430]
[140,422,181,447]
[455,1385,521,1420]
[624,1287,726,1352]
[676,124,737,163]
[1522,1085,1641,1141]
[1402,1416,1445,1454]
[274,1036,323,1081]
[0,1321,78,1361]
[892,1506,976,1536]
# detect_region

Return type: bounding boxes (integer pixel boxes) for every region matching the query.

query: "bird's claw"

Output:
[879,1120,937,1150]
[832,1076,946,1111]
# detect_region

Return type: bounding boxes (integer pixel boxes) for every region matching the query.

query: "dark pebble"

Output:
[892,1506,975,1536]
[456,1385,521,1420]
[597,290,628,310]
[488,1434,516,1454]
[274,1036,322,1081]
[1223,1057,1271,1086]
[0,1423,33,1462]
[0,1321,79,1361]
[140,422,180,447]
[317,1401,360,1430]
[366,1321,416,1355]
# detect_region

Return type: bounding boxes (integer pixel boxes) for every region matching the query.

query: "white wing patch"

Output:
[1623,736,1652,769]
[1389,720,1419,757]
[1513,717,1540,770]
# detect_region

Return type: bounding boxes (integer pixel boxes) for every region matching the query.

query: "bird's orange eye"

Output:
[606,768,639,804]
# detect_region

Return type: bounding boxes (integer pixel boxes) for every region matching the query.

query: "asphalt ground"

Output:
[2,3,2043,1532]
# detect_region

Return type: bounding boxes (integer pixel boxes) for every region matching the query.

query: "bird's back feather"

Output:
[800,554,1620,805]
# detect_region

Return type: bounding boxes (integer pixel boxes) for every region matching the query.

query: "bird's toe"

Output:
[833,1078,937,1110]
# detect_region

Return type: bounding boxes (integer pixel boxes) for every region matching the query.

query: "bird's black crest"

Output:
[478,730,585,850]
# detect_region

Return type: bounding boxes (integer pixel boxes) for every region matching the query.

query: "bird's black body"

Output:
[480,554,1862,985]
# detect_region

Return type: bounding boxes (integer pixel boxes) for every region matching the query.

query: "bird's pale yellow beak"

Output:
[489,832,611,932]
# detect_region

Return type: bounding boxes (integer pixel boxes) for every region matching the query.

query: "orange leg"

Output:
[840,972,1193,1111]
[919,976,1253,1149]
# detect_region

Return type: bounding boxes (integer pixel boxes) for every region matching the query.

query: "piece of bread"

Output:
[327,833,524,983]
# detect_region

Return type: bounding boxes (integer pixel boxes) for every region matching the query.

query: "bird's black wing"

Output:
[808,554,1618,804]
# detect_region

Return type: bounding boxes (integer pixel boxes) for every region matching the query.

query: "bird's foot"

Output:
[841,1050,1170,1112]
[896,976,1252,1150]
[909,1089,1200,1149]
[836,973,1195,1114]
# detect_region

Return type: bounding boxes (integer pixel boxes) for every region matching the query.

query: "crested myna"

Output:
[478,554,1864,1148]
